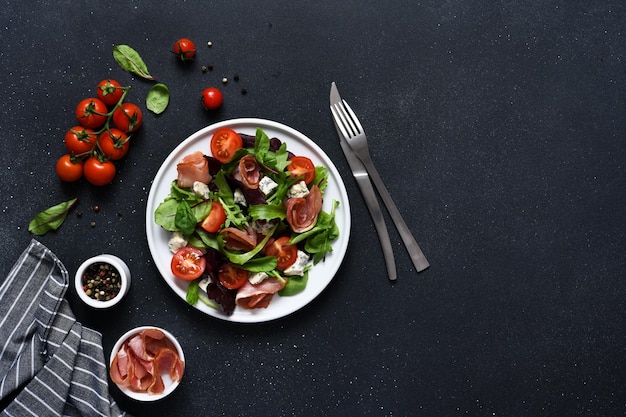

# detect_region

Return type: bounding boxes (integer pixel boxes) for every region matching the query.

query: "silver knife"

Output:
[330,83,397,281]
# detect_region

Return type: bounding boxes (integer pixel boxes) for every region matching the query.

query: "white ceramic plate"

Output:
[146,118,351,323]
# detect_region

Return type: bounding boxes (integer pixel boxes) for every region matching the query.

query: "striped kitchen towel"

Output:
[0,239,131,417]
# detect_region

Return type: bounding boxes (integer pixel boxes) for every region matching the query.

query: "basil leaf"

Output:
[112,44,155,80]
[154,198,179,231]
[28,198,78,236]
[146,83,169,114]
[248,204,286,221]
[175,200,196,235]
[279,271,309,297]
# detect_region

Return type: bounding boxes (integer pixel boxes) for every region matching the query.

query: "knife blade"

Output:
[330,82,397,281]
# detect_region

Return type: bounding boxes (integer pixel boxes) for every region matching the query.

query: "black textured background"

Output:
[1,1,624,416]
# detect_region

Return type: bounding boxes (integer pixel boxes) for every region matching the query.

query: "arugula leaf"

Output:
[186,279,199,305]
[213,171,248,228]
[239,256,278,272]
[290,200,340,264]
[220,225,277,265]
[28,198,78,236]
[313,165,329,192]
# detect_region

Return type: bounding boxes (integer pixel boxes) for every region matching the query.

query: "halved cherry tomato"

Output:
[264,236,298,270]
[56,154,83,182]
[210,128,243,163]
[113,102,143,133]
[75,97,108,129]
[218,263,248,289]
[99,128,130,160]
[287,156,316,184]
[96,79,124,106]
[200,201,226,233]
[171,247,206,280]
[83,156,116,186]
[64,126,97,155]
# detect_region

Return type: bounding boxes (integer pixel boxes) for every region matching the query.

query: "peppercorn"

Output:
[81,262,122,301]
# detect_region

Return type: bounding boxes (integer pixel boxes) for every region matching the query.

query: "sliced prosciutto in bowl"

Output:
[109,326,185,401]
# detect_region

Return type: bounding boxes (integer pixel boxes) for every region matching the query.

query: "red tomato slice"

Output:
[287,156,316,184]
[264,236,298,270]
[218,263,248,289]
[171,247,206,280]
[210,128,243,163]
[200,201,226,233]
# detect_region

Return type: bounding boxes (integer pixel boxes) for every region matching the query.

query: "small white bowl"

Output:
[109,326,185,401]
[74,254,131,309]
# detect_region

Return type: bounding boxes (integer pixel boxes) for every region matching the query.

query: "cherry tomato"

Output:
[264,236,298,270]
[64,126,96,155]
[171,247,206,280]
[75,97,107,129]
[287,156,316,184]
[210,128,243,163]
[218,263,248,289]
[83,156,116,186]
[173,38,196,61]
[99,128,130,160]
[200,201,226,233]
[201,87,223,110]
[96,79,124,106]
[113,102,143,133]
[55,154,83,182]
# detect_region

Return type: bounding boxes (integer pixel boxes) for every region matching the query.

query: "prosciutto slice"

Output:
[177,151,211,188]
[219,227,258,251]
[285,185,323,233]
[235,276,287,309]
[110,328,185,395]
[232,154,261,189]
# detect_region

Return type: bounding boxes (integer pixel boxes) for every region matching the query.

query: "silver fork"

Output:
[330,83,430,273]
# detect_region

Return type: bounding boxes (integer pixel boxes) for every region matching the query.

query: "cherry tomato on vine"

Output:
[210,128,242,163]
[173,38,196,61]
[55,154,84,182]
[113,102,143,133]
[171,247,206,280]
[218,263,248,290]
[200,201,226,233]
[201,87,223,110]
[75,98,107,129]
[64,126,96,155]
[96,79,124,106]
[99,128,130,160]
[83,156,116,186]
[264,236,298,270]
[287,156,316,185]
